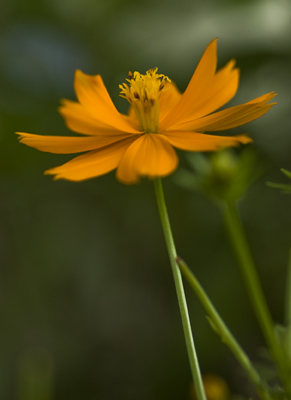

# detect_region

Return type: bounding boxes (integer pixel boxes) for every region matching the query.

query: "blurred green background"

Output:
[1,0,291,399]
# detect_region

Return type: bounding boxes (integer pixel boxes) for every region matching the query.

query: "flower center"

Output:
[119,68,171,133]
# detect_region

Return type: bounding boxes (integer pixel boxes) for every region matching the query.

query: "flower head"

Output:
[119,68,171,133]
[17,39,276,184]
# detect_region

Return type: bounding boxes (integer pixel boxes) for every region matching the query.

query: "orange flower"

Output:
[17,39,276,184]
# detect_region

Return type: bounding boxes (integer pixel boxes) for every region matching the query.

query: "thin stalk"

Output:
[177,257,271,400]
[285,248,291,327]
[154,178,206,400]
[223,200,288,389]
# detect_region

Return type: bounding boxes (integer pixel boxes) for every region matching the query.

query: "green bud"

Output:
[173,147,262,202]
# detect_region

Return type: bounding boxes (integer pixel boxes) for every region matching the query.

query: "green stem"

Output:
[223,200,287,385]
[154,178,206,400]
[177,257,271,400]
[285,248,291,327]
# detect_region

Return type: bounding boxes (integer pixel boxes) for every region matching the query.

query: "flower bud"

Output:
[174,147,261,202]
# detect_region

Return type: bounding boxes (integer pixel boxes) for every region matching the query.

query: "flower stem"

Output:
[154,178,206,400]
[223,201,287,385]
[177,257,271,400]
[285,248,291,327]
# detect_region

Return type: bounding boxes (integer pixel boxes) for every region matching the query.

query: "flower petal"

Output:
[159,81,182,120]
[168,92,276,132]
[74,70,140,133]
[44,137,136,181]
[59,99,139,136]
[116,133,178,184]
[17,132,134,154]
[162,131,252,151]
[176,59,239,122]
[160,39,217,129]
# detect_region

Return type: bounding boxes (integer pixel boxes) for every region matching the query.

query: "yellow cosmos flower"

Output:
[17,39,276,184]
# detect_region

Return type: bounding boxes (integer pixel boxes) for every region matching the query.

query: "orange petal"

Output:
[162,131,252,151]
[74,70,140,133]
[60,99,139,136]
[44,137,136,181]
[161,59,239,130]
[17,132,134,154]
[246,92,276,104]
[168,92,277,132]
[160,39,217,129]
[116,133,178,184]
[159,81,182,120]
[181,60,239,122]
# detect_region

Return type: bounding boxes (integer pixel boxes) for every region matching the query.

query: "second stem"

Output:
[154,178,206,400]
[223,200,288,387]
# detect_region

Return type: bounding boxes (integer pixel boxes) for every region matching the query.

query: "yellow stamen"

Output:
[119,68,171,133]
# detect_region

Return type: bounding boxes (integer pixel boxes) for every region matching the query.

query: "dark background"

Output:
[1,0,291,399]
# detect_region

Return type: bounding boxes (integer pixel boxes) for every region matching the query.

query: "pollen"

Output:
[119,68,171,133]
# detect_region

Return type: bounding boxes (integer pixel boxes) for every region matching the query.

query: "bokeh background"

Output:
[1,0,291,399]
